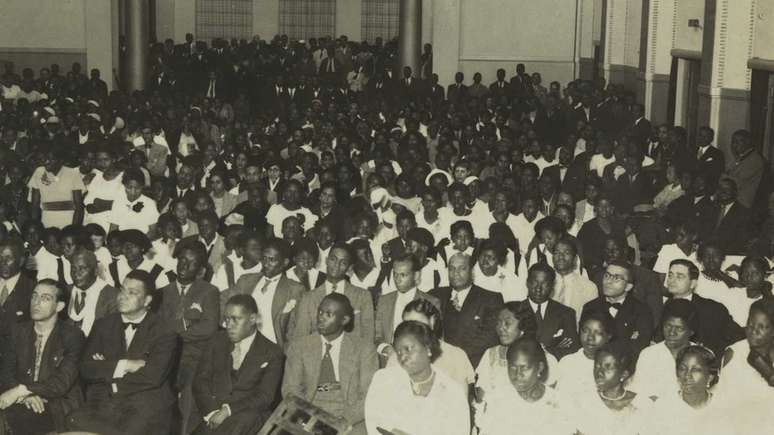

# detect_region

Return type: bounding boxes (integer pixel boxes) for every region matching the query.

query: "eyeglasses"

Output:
[603,271,627,283]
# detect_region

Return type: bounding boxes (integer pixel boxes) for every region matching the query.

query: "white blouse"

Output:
[477,383,571,435]
[628,342,680,400]
[556,349,596,399]
[365,366,470,435]
[476,345,560,402]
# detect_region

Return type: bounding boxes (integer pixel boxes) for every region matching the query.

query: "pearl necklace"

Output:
[599,389,627,401]
[410,370,435,395]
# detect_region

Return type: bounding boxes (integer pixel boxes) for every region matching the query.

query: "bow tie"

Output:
[606,302,623,311]
[122,322,140,331]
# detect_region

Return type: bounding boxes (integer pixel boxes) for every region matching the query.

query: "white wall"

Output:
[0,0,86,49]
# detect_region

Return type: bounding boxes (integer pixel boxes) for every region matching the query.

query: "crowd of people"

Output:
[0,31,773,435]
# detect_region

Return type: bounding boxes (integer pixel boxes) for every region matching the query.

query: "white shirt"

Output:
[232,331,257,370]
[35,249,72,285]
[83,170,124,232]
[109,193,159,233]
[473,263,527,302]
[416,208,453,244]
[325,280,345,295]
[556,349,595,399]
[251,275,281,343]
[450,286,471,308]
[589,153,615,177]
[393,288,417,332]
[553,272,598,321]
[114,257,170,290]
[266,203,318,237]
[69,277,109,336]
[321,333,344,381]
[628,341,681,400]
[653,244,699,274]
[510,212,545,254]
[212,260,261,292]
[0,273,20,298]
[349,268,379,290]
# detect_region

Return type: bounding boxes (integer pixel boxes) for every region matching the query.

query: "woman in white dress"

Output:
[557,308,615,399]
[477,336,572,435]
[475,301,560,410]
[365,321,470,435]
[571,341,652,435]
[630,299,698,401]
[415,188,451,245]
[722,256,773,327]
[716,299,774,405]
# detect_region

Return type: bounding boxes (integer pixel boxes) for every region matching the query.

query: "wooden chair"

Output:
[257,395,351,435]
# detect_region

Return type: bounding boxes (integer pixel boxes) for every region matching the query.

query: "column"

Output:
[85,0,116,92]
[575,0,596,80]
[126,0,149,92]
[643,0,676,124]
[698,0,754,158]
[431,0,460,86]
[398,0,422,77]
[603,0,643,88]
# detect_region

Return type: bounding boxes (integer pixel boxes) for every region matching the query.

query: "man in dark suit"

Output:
[665,172,716,241]
[692,126,725,190]
[319,46,343,85]
[399,66,421,104]
[193,295,284,435]
[428,73,445,107]
[159,240,220,433]
[67,269,179,435]
[709,178,752,255]
[221,238,305,350]
[0,279,85,435]
[509,63,529,101]
[629,104,651,147]
[663,259,744,356]
[612,153,654,214]
[489,68,511,103]
[67,248,119,337]
[543,145,586,202]
[582,261,653,358]
[86,68,108,99]
[283,293,377,435]
[447,72,468,106]
[594,237,665,327]
[525,263,580,360]
[381,210,416,264]
[429,252,503,366]
[0,237,35,339]
[374,255,440,364]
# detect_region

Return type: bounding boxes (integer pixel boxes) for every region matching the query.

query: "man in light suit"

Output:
[159,239,220,434]
[525,263,580,361]
[221,238,305,350]
[67,248,118,336]
[67,269,179,435]
[289,242,375,343]
[193,295,284,435]
[429,253,503,367]
[181,211,227,279]
[283,293,378,435]
[374,255,439,364]
[0,279,85,435]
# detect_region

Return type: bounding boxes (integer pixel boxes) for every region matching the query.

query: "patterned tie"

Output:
[73,289,85,315]
[318,342,337,384]
[452,292,463,311]
[33,333,44,381]
[0,283,9,307]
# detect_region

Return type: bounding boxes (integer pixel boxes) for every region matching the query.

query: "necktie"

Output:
[318,342,337,384]
[179,284,188,298]
[535,303,543,321]
[0,283,8,307]
[231,343,242,371]
[73,289,85,314]
[607,302,623,311]
[452,292,462,311]
[56,257,66,285]
[33,333,44,381]
[715,205,728,230]
[260,278,273,294]
[207,79,215,98]
[697,147,704,160]
[122,322,138,331]
[330,281,339,294]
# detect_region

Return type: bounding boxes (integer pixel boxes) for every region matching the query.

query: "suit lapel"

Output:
[339,334,356,392]
[308,335,322,389]
[542,301,561,338]
[127,315,152,355]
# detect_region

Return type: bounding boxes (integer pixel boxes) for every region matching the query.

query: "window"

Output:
[196,0,253,41]
[279,0,336,40]
[361,0,399,42]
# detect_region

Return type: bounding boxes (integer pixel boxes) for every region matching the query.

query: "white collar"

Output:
[235,330,258,352]
[0,273,21,292]
[121,311,148,324]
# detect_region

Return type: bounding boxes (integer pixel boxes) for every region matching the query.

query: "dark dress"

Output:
[577,218,627,274]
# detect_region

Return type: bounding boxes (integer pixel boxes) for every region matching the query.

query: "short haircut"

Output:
[195,210,219,226]
[123,167,145,185]
[125,269,156,296]
[661,299,699,336]
[70,247,98,268]
[392,253,421,272]
[174,238,208,265]
[450,220,474,237]
[84,223,107,238]
[506,336,549,382]
[395,209,416,224]
[535,216,564,236]
[292,237,319,262]
[403,298,443,338]
[0,236,24,258]
[597,340,635,374]
[329,242,354,262]
[669,259,699,280]
[501,301,538,337]
[35,278,66,303]
[749,298,774,326]
[606,260,634,284]
[226,294,258,315]
[579,309,617,339]
[322,293,355,332]
[264,237,291,260]
[676,345,719,385]
[394,321,442,363]
[528,262,556,283]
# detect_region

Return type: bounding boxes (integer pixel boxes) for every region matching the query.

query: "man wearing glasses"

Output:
[581,260,654,358]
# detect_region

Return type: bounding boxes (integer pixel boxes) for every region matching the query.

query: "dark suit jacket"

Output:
[0,321,85,431]
[159,279,220,387]
[693,146,725,188]
[533,299,581,360]
[77,312,178,411]
[489,81,511,102]
[629,118,652,146]
[655,294,745,357]
[282,333,377,429]
[0,273,35,331]
[447,83,468,105]
[374,290,440,348]
[193,330,284,435]
[612,172,654,213]
[593,267,665,327]
[710,202,752,255]
[582,295,653,357]
[66,282,119,334]
[665,195,717,241]
[429,286,503,366]
[221,273,305,350]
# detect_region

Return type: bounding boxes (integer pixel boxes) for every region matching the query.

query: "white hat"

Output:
[424,169,452,187]
[369,187,391,207]
[87,99,100,108]
[46,116,60,124]
[42,106,56,116]
[87,113,101,122]
[463,176,481,186]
